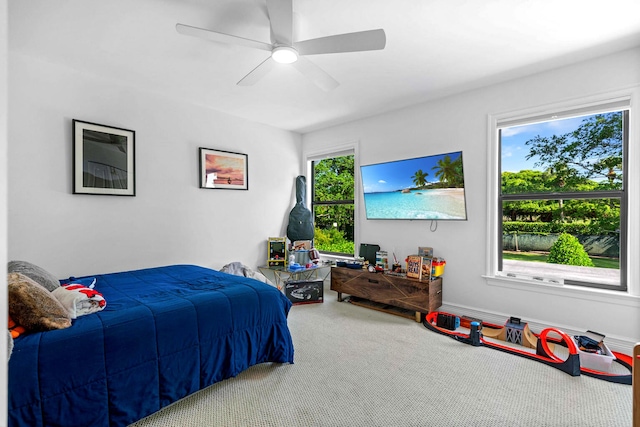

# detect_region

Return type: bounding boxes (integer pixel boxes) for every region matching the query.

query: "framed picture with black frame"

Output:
[73,119,136,196]
[199,147,248,190]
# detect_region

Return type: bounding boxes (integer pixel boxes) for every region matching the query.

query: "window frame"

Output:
[486,89,640,298]
[499,110,628,291]
[311,155,356,256]
[303,141,360,258]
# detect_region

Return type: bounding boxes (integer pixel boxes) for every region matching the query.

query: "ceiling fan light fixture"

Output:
[271,46,298,64]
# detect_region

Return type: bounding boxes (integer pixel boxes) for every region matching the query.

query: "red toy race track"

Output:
[423,311,632,385]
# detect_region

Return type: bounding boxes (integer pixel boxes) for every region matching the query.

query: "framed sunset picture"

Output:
[199,147,248,190]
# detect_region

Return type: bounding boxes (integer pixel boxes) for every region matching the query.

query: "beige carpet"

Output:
[130,284,632,426]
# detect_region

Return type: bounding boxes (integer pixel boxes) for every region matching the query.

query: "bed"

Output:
[8,264,295,427]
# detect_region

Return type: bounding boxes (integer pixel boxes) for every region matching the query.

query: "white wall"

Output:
[303,48,640,351]
[8,52,302,278]
[1,0,9,424]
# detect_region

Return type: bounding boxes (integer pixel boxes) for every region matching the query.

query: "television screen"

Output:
[360,151,468,220]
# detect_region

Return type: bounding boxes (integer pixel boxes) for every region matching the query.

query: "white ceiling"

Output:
[9,0,640,133]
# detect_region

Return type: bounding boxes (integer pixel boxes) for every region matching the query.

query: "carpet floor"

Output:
[130,283,632,426]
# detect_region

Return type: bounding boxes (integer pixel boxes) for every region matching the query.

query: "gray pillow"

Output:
[8,260,60,291]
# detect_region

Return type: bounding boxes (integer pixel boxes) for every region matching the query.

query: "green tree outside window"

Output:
[312,155,355,254]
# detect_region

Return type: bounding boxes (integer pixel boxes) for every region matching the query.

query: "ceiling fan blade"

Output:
[291,57,339,91]
[237,57,276,86]
[266,0,293,45]
[294,29,386,55]
[176,23,272,52]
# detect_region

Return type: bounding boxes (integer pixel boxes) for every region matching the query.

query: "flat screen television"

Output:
[360,151,468,220]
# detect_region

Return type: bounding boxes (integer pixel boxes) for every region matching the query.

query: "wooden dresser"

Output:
[330,266,442,322]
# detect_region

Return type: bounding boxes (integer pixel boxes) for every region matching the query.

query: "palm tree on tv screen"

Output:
[433,155,462,187]
[411,169,428,188]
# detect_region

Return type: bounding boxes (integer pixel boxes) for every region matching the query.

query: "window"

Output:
[311,153,355,256]
[491,97,633,291]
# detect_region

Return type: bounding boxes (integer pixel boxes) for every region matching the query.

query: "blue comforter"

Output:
[8,264,294,427]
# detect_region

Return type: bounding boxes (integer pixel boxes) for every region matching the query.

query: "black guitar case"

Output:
[287,176,314,242]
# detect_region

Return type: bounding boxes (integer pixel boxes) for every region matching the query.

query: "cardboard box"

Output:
[292,240,312,250]
[284,280,323,305]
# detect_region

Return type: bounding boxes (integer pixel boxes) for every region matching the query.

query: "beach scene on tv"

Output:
[361,151,467,220]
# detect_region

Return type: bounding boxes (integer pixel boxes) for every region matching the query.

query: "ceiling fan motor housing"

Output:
[271,46,299,64]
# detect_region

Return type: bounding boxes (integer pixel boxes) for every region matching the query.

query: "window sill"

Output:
[319,253,356,263]
[483,275,640,307]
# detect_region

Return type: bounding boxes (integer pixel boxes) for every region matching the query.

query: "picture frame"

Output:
[73,119,135,196]
[199,147,248,190]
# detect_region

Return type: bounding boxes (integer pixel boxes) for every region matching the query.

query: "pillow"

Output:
[53,280,106,319]
[8,260,61,292]
[8,272,72,333]
[7,330,13,361]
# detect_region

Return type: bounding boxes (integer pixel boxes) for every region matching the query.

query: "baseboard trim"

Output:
[439,302,636,355]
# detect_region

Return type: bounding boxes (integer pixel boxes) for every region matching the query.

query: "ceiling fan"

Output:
[176,0,386,91]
